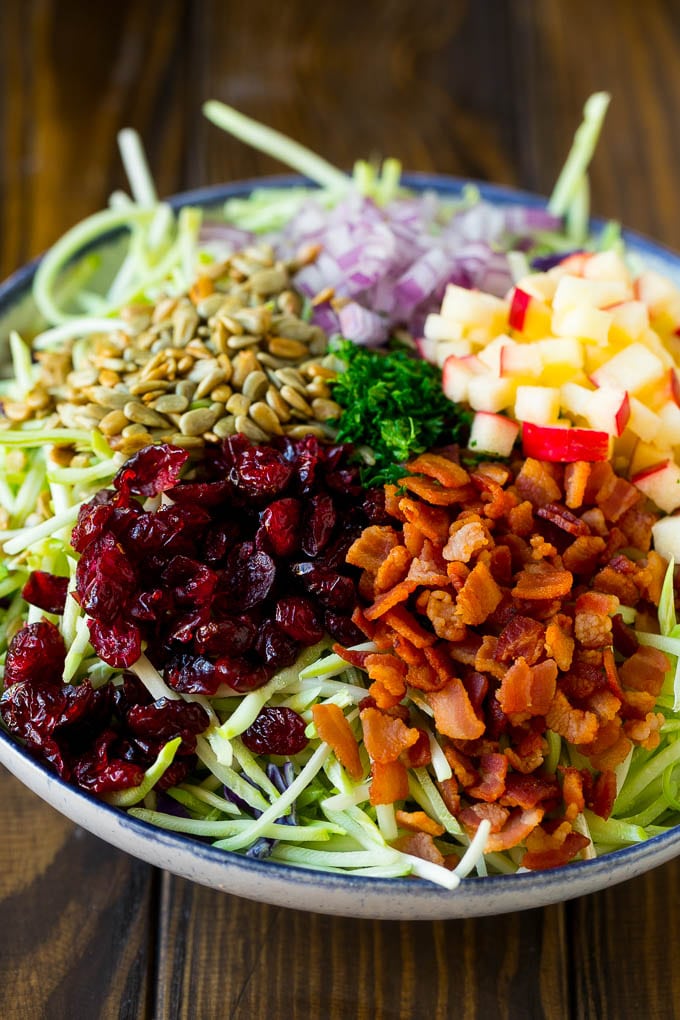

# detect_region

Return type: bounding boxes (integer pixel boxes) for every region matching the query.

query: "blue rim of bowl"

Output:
[1,171,679,905]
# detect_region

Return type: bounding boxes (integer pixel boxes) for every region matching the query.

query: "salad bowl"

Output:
[1,174,680,920]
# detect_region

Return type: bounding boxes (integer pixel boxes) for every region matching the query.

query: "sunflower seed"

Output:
[268,337,308,360]
[179,407,220,436]
[279,385,313,416]
[99,409,129,436]
[242,370,268,401]
[249,401,283,435]
[124,401,170,428]
[234,414,268,441]
[152,394,190,414]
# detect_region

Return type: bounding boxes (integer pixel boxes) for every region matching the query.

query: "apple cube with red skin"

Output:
[508,288,552,338]
[552,275,631,312]
[583,250,632,286]
[552,304,612,345]
[468,375,516,413]
[469,412,520,458]
[627,397,662,443]
[442,354,485,403]
[522,422,611,462]
[651,516,680,563]
[500,344,543,379]
[560,382,630,437]
[632,460,680,514]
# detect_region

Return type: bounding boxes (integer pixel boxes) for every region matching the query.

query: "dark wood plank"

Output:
[155,875,568,1020]
[0,766,156,1020]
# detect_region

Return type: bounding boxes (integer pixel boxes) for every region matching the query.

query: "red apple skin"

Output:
[670,368,680,407]
[509,288,531,331]
[614,392,631,436]
[521,422,610,462]
[631,460,671,484]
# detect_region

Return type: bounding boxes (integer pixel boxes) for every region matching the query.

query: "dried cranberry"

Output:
[128,588,167,622]
[258,498,302,557]
[194,617,257,656]
[228,439,293,499]
[113,443,189,498]
[4,621,66,687]
[162,556,217,607]
[166,479,233,506]
[223,544,276,609]
[292,563,356,611]
[203,522,242,564]
[255,622,299,670]
[275,597,324,644]
[126,698,209,748]
[156,758,195,791]
[71,730,146,794]
[76,533,137,624]
[165,653,220,695]
[88,617,142,669]
[21,571,69,615]
[242,706,308,755]
[301,493,336,556]
[323,611,365,646]
[215,656,271,692]
[168,609,210,644]
[71,496,116,552]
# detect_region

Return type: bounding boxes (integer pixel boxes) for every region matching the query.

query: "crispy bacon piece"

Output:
[364,579,419,621]
[560,766,586,821]
[399,497,450,543]
[537,502,590,537]
[502,771,560,809]
[617,505,656,552]
[406,540,450,587]
[497,657,557,721]
[400,474,471,506]
[636,550,668,606]
[511,563,573,600]
[504,729,546,773]
[400,729,432,768]
[458,801,510,834]
[455,561,503,625]
[564,461,591,509]
[483,806,545,852]
[474,635,506,680]
[562,535,607,576]
[437,776,461,815]
[546,689,599,745]
[442,520,490,563]
[495,616,545,665]
[406,453,471,488]
[544,616,575,671]
[346,525,401,573]
[515,458,562,507]
[383,484,406,520]
[507,500,535,536]
[624,711,665,750]
[574,591,619,648]
[443,745,478,787]
[374,544,412,593]
[383,604,436,649]
[428,678,485,740]
[312,703,363,780]
[365,653,407,702]
[619,646,669,696]
[424,590,467,642]
[588,769,617,819]
[360,707,420,763]
[467,752,508,802]
[593,564,640,606]
[370,759,409,805]
[403,521,426,557]
[521,827,590,870]
[395,809,445,837]
[392,830,445,864]
[596,473,641,523]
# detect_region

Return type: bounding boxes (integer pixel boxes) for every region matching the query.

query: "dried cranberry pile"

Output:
[1,435,387,792]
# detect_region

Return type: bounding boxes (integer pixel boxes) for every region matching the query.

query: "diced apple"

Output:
[635,270,680,321]
[630,441,675,476]
[477,335,515,375]
[469,411,520,457]
[468,375,516,413]
[551,252,593,278]
[552,304,612,345]
[508,287,552,338]
[521,422,611,462]
[560,381,629,436]
[514,385,561,425]
[627,397,662,443]
[553,275,631,313]
[658,401,680,446]
[434,339,473,368]
[500,343,543,379]
[607,300,649,341]
[651,515,680,563]
[632,460,680,514]
[440,285,508,334]
[441,354,484,403]
[582,250,632,286]
[590,342,666,393]
[423,313,465,343]
[514,272,558,303]
[534,336,584,370]
[560,381,595,421]
[415,336,437,362]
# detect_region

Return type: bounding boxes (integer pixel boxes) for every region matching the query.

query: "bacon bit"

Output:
[383,604,436,649]
[581,716,622,758]
[474,634,506,680]
[484,806,545,852]
[333,644,371,669]
[361,707,420,763]
[365,653,408,708]
[502,772,560,809]
[392,830,445,865]
[459,801,510,834]
[384,484,406,520]
[395,809,445,837]
[602,646,625,700]
[370,759,409,805]
[560,660,606,701]
[447,560,470,590]
[467,753,508,802]
[406,453,471,489]
[442,520,490,563]
[588,731,632,771]
[619,646,669,696]
[400,729,432,768]
[588,769,617,820]
[507,500,535,536]
[437,776,461,815]
[406,542,450,587]
[611,614,639,658]
[399,497,450,543]
[537,502,590,537]
[422,643,455,686]
[472,473,517,519]
[636,550,668,606]
[593,565,640,605]
[574,591,619,648]
[455,561,503,625]
[544,617,575,671]
[521,829,590,870]
[497,657,558,720]
[374,545,412,593]
[476,462,513,486]
[400,474,471,506]
[596,474,641,523]
[515,458,562,507]
[312,703,363,781]
[504,730,546,773]
[369,680,406,710]
[562,535,607,576]
[486,544,513,585]
[529,534,557,560]
[364,579,419,621]
[351,606,376,641]
[546,689,599,745]
[624,711,665,750]
[443,745,478,787]
[425,590,468,642]
[511,563,573,601]
[560,767,586,821]
[346,525,401,573]
[495,616,545,665]
[448,634,483,667]
[564,461,591,509]
[428,678,485,740]
[617,506,656,552]
[403,522,426,557]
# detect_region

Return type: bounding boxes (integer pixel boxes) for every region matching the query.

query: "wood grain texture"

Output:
[3,0,680,1017]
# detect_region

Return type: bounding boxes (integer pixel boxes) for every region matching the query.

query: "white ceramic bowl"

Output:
[2,175,680,920]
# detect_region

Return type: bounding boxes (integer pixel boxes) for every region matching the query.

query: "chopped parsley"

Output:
[329,339,471,486]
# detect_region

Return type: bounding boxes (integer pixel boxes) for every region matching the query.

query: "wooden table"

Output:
[2,1,680,1016]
